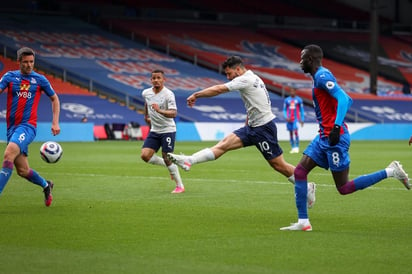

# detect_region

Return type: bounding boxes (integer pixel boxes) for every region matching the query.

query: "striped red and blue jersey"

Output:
[0,70,55,129]
[312,66,352,138]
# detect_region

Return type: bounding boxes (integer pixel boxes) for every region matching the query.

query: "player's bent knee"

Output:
[337,187,350,195]
[16,168,29,178]
[294,164,308,180]
[140,154,150,162]
[337,182,355,195]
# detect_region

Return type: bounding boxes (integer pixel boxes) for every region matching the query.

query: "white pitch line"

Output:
[37,171,409,191]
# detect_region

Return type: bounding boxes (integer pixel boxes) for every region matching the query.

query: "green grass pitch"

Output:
[0,140,411,274]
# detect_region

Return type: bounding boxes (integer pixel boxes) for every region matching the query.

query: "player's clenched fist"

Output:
[187,94,197,107]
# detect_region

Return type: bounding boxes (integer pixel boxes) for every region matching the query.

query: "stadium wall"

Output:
[176,122,412,142]
[0,123,94,142]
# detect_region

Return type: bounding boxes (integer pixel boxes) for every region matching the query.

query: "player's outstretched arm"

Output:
[187,84,228,107]
[409,135,412,146]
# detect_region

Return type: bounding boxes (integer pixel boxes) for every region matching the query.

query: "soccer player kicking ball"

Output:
[280,44,410,232]
[0,47,60,206]
[167,56,316,208]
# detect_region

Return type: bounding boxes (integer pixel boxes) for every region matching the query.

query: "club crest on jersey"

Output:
[326,81,335,90]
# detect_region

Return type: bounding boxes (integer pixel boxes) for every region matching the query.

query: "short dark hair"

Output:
[303,44,323,61]
[17,47,35,61]
[151,69,164,75]
[222,56,244,69]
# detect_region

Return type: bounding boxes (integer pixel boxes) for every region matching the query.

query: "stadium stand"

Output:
[102,19,410,100]
[394,34,412,44]
[0,14,281,130]
[0,56,93,96]
[297,0,372,21]
[99,18,411,124]
[174,0,315,17]
[257,28,412,92]
[0,1,411,126]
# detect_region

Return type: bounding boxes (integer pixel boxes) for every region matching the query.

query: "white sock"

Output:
[191,148,215,164]
[168,164,184,188]
[148,155,166,166]
[298,218,309,224]
[385,168,394,177]
[288,175,295,184]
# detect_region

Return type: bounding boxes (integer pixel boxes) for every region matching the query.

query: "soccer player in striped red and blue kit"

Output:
[0,47,60,207]
[283,88,304,154]
[281,44,410,231]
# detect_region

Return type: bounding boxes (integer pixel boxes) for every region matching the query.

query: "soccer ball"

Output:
[40,141,63,163]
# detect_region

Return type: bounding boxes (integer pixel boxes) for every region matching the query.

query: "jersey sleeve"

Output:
[40,75,56,96]
[283,99,288,119]
[167,91,177,110]
[224,74,249,91]
[298,97,305,122]
[317,72,352,126]
[0,72,11,91]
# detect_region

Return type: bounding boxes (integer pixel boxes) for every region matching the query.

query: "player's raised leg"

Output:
[167,153,192,171]
[167,148,216,172]
[387,161,410,189]
[337,160,410,195]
